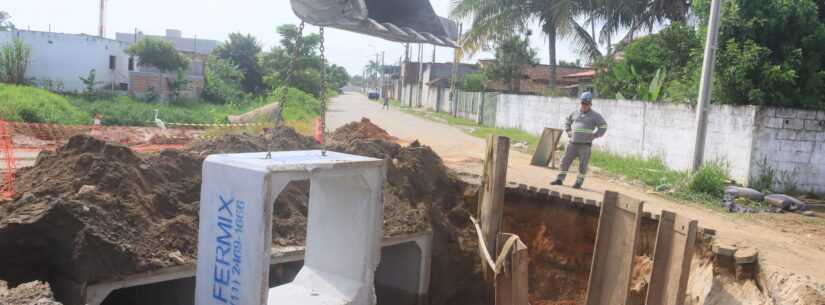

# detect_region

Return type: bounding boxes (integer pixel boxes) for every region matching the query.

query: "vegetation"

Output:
[203,56,248,104]
[0,84,90,124]
[698,0,825,109]
[213,33,264,94]
[0,83,322,128]
[78,69,102,98]
[259,24,350,98]
[126,38,190,73]
[594,0,825,109]
[0,38,31,85]
[460,72,488,91]
[0,11,13,31]
[483,34,538,93]
[595,22,700,102]
[451,0,691,92]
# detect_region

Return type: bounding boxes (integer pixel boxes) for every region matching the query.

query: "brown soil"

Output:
[0,136,203,287]
[331,117,398,143]
[0,280,62,305]
[0,124,484,305]
[501,189,658,305]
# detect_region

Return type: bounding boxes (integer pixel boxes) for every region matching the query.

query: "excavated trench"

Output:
[499,187,661,305]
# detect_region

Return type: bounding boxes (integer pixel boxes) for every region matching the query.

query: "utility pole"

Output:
[418,43,424,107]
[692,0,723,171]
[98,0,107,38]
[380,51,385,101]
[450,23,463,117]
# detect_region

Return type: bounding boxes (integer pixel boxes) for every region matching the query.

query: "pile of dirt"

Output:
[187,126,319,156]
[0,124,484,305]
[0,136,203,288]
[0,280,62,305]
[331,117,398,143]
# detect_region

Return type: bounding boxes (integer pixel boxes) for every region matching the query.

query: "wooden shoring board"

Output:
[478,135,510,282]
[530,128,563,168]
[495,233,529,305]
[645,211,698,305]
[585,191,644,305]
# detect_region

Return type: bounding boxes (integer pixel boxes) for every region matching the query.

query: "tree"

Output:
[452,0,598,91]
[203,56,247,104]
[214,33,264,94]
[594,22,700,100]
[693,0,825,108]
[126,38,190,73]
[483,34,539,92]
[460,72,488,91]
[0,11,13,31]
[259,24,325,97]
[79,69,102,98]
[0,38,31,85]
[126,38,190,100]
[326,64,350,90]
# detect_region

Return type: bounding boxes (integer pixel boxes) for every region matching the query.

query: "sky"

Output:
[4,0,606,75]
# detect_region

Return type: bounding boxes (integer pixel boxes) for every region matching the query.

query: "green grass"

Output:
[0,84,322,130]
[383,95,729,206]
[0,84,92,124]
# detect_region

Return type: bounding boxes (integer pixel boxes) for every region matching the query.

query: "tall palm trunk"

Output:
[548,27,558,92]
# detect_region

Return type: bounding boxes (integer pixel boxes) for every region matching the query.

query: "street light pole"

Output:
[692,0,723,171]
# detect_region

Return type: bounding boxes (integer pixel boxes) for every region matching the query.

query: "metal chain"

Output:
[319,27,328,156]
[267,21,305,159]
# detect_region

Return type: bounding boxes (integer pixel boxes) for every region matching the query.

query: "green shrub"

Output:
[687,162,729,196]
[0,84,91,124]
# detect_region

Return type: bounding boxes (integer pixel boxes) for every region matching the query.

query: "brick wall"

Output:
[129,72,204,99]
[752,108,825,194]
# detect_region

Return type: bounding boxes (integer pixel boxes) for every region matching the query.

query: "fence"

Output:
[453,91,499,127]
[447,92,825,195]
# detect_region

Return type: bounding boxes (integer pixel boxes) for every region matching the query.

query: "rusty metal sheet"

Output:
[530,128,563,168]
[585,191,644,305]
[646,211,698,305]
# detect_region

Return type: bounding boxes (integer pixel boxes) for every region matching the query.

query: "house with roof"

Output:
[397,62,480,111]
[116,29,219,99]
[478,60,593,96]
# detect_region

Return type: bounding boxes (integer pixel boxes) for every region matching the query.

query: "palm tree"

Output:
[365,59,381,88]
[451,0,600,91]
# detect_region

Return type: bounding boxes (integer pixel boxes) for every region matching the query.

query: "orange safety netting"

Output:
[0,120,16,201]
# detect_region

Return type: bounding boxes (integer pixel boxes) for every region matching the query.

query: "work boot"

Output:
[572,178,584,189]
[550,180,563,186]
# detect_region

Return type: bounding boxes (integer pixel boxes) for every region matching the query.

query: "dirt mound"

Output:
[332,117,398,143]
[0,136,203,289]
[187,126,319,156]
[0,123,484,305]
[0,280,62,305]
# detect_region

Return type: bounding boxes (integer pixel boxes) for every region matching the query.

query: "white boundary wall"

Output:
[0,30,131,92]
[492,94,825,194]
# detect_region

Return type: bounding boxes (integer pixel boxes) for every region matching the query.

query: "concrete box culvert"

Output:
[85,232,432,305]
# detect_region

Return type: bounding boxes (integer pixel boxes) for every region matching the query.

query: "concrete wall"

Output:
[493,94,760,184]
[751,108,825,194]
[0,30,132,93]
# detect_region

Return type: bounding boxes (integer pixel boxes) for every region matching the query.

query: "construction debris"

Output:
[0,280,62,305]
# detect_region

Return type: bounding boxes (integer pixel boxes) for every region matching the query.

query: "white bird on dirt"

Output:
[153,109,166,130]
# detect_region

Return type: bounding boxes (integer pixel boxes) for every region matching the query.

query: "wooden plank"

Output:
[585,191,644,305]
[478,135,510,282]
[530,128,564,168]
[512,238,529,305]
[495,234,529,305]
[646,211,698,305]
